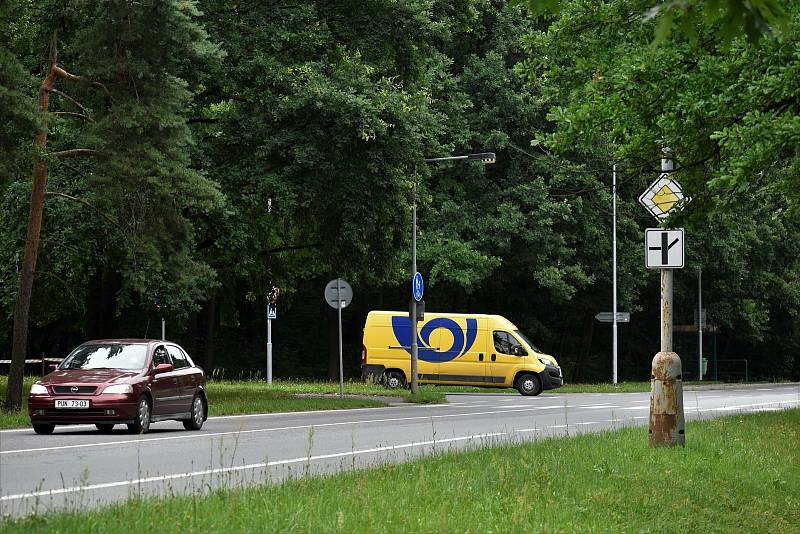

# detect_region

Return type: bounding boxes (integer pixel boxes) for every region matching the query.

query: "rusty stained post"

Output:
[649,151,685,447]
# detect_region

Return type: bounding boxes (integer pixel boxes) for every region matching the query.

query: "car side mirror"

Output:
[154,363,174,374]
[513,346,527,357]
[47,364,58,372]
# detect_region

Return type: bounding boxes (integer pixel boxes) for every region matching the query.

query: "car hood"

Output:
[42,368,142,385]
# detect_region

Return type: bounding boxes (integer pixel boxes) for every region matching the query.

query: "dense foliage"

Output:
[1,0,797,398]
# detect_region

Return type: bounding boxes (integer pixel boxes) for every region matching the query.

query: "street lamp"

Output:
[409,152,496,394]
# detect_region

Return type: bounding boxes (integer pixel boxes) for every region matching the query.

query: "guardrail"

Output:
[714,358,749,382]
[0,356,64,376]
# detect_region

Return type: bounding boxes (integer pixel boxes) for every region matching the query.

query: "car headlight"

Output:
[538,357,553,367]
[30,383,48,395]
[101,384,133,394]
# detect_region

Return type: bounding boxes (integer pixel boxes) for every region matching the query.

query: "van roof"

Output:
[366,310,517,329]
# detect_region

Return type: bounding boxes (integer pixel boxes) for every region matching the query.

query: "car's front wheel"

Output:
[32,423,55,435]
[182,395,205,431]
[516,373,543,396]
[127,396,151,434]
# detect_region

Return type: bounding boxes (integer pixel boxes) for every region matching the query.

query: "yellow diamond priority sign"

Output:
[638,174,689,221]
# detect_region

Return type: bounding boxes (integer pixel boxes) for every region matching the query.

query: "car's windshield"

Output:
[514,330,542,353]
[60,344,148,371]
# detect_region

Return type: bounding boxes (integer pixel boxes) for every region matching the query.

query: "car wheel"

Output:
[383,370,406,390]
[127,396,151,434]
[95,423,115,433]
[516,373,542,396]
[33,423,55,435]
[182,395,205,431]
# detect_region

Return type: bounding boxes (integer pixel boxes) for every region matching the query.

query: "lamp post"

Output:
[612,164,620,386]
[408,152,496,394]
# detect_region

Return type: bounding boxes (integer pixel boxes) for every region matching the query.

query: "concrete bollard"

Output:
[649,351,685,447]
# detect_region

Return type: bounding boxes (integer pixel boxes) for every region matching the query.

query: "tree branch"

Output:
[53,66,114,102]
[51,149,100,159]
[48,88,90,115]
[44,191,127,236]
[53,111,94,123]
[259,243,322,256]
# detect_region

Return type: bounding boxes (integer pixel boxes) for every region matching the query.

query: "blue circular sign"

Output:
[412,272,424,302]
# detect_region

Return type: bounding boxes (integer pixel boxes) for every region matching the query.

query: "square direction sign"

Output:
[645,228,685,269]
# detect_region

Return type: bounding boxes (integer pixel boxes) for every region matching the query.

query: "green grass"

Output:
[4,409,798,532]
[0,375,35,429]
[0,377,445,428]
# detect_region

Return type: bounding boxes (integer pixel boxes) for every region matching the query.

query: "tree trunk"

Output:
[571,312,595,384]
[204,299,217,374]
[85,267,120,339]
[5,41,59,411]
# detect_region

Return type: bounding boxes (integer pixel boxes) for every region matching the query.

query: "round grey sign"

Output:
[325,278,353,309]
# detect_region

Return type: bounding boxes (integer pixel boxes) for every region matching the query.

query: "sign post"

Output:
[640,153,687,447]
[325,278,353,398]
[266,286,280,384]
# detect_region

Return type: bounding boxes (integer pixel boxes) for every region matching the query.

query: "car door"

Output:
[150,344,180,415]
[167,345,196,413]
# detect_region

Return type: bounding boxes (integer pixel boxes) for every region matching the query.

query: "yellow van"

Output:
[360,311,563,396]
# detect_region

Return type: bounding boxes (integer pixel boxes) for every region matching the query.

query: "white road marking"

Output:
[697,400,799,413]
[0,432,506,502]
[620,405,650,410]
[0,404,604,456]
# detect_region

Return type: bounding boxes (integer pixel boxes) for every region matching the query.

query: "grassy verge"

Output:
[5,409,798,532]
[0,377,445,429]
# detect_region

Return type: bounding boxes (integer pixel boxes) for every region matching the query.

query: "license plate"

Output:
[55,399,89,409]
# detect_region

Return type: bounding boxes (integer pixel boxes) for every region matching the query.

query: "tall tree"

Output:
[4,0,223,410]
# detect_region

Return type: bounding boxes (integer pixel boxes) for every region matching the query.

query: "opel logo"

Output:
[70,386,79,393]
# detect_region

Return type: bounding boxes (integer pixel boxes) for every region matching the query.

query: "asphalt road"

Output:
[1,383,798,517]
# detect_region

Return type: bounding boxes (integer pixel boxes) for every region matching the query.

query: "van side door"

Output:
[437,321,487,385]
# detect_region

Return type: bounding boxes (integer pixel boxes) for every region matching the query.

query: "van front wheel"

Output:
[516,374,542,396]
[383,371,407,390]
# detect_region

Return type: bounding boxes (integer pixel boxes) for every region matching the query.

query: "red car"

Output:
[28,339,208,435]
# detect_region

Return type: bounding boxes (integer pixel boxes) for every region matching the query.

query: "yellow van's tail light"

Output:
[361,344,367,365]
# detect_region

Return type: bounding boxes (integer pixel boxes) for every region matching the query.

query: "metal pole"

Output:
[410,181,419,394]
[267,318,272,384]
[698,268,703,380]
[649,149,684,447]
[661,269,673,352]
[161,317,165,341]
[612,164,618,386]
[337,279,344,398]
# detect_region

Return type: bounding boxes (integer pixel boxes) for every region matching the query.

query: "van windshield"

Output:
[514,330,542,353]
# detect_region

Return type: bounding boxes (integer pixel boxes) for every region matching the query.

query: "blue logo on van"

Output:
[391,317,477,362]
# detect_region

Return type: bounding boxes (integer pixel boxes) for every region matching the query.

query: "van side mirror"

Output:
[47,364,58,372]
[513,346,527,357]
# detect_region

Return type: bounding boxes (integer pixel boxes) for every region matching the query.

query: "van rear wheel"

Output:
[516,373,542,396]
[383,371,407,390]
